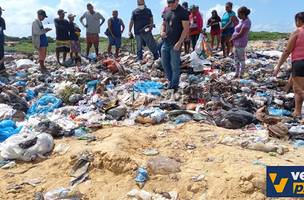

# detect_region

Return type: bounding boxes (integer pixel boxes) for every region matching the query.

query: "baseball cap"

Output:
[57,9,67,14]
[37,9,48,18]
[68,13,76,18]
[167,0,176,3]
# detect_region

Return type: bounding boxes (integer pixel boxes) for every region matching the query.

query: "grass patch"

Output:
[4,31,290,54]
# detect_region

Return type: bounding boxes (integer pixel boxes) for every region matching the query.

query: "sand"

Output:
[0,122,302,200]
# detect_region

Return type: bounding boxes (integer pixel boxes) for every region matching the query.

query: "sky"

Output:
[0,0,303,38]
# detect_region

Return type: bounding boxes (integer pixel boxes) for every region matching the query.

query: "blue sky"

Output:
[0,0,302,37]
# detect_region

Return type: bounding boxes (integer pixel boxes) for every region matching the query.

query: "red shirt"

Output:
[189,11,203,36]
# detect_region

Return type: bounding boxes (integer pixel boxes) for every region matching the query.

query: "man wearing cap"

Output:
[161,0,189,91]
[0,7,6,75]
[106,10,125,58]
[68,14,81,65]
[32,10,52,73]
[54,9,70,64]
[129,0,159,62]
[80,3,105,57]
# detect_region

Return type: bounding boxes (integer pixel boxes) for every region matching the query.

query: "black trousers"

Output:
[190,34,200,50]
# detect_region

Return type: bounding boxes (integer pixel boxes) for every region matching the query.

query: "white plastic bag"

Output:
[0,132,54,161]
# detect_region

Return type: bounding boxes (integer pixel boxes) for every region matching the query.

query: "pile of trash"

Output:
[0,39,301,164]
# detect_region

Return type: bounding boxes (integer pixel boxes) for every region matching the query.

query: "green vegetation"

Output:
[248,31,289,41]
[4,31,289,54]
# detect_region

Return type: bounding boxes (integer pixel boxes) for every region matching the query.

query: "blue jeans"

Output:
[135,32,159,61]
[161,42,181,89]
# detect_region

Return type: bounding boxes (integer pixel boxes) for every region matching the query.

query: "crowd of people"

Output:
[0,1,303,117]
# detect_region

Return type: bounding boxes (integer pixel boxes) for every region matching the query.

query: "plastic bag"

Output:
[0,132,54,161]
[27,94,62,116]
[15,59,35,69]
[134,81,163,96]
[0,104,16,121]
[0,120,22,142]
[194,33,212,59]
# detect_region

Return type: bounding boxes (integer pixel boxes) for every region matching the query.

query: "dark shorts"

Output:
[292,60,304,77]
[221,28,235,38]
[108,35,121,48]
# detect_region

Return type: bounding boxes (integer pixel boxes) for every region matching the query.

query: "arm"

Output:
[174,20,189,50]
[32,21,47,36]
[107,19,115,38]
[99,14,105,26]
[80,13,86,27]
[223,18,233,30]
[121,20,125,33]
[274,31,298,76]
[129,20,134,34]
[232,26,249,40]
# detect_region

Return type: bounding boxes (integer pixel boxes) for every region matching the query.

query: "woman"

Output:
[274,12,304,118]
[221,2,238,57]
[207,10,221,50]
[189,5,203,50]
[231,7,251,78]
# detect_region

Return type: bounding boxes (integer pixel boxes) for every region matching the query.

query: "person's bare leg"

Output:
[226,36,232,56]
[63,52,67,62]
[94,43,99,56]
[222,37,227,57]
[211,35,214,50]
[115,47,119,58]
[86,43,92,56]
[294,94,302,117]
[216,34,221,50]
[56,49,60,63]
[108,44,112,55]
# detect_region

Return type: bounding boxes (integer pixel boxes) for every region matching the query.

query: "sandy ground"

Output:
[0,122,303,200]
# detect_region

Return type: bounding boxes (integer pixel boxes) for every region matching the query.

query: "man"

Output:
[161,0,189,91]
[106,10,125,58]
[0,7,6,75]
[80,3,105,57]
[129,0,159,62]
[68,14,81,64]
[54,9,70,64]
[32,10,52,73]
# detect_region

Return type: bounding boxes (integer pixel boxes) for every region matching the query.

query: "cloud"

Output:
[1,0,109,37]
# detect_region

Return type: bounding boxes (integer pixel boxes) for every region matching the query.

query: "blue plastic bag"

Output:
[134,81,163,96]
[135,167,148,183]
[0,120,22,142]
[27,94,62,116]
[25,90,36,101]
[268,107,291,117]
[86,80,100,94]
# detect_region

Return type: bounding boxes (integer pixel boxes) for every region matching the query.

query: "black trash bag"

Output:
[215,109,256,129]
[35,120,63,138]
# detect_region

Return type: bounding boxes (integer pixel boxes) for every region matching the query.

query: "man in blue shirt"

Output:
[0,7,6,75]
[129,0,159,62]
[107,10,125,58]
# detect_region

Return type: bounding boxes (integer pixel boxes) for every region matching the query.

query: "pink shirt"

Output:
[292,27,304,62]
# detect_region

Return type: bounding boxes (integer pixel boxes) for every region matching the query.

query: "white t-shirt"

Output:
[81,11,105,34]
